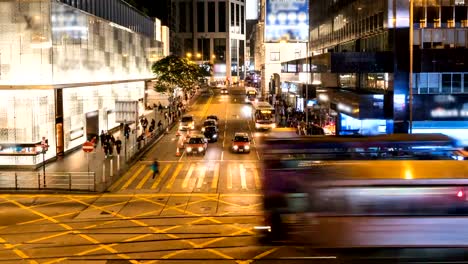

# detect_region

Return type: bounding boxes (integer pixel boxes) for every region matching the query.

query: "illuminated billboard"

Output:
[265,0,309,43]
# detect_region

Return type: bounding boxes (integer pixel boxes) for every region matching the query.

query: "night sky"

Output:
[127,0,171,25]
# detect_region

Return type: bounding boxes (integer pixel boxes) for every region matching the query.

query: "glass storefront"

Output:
[0,0,155,166]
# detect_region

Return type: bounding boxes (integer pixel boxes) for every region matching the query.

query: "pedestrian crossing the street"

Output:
[108,161,262,193]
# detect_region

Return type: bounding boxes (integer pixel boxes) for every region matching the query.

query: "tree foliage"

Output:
[151,55,207,94]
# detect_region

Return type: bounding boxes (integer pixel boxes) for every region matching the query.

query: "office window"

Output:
[197,38,210,61]
[179,2,186,33]
[197,2,205,32]
[236,4,240,27]
[241,5,244,34]
[214,38,226,62]
[208,2,215,32]
[184,38,193,56]
[453,74,462,93]
[464,74,468,93]
[231,3,235,27]
[270,52,280,61]
[428,73,440,93]
[219,2,226,32]
[441,74,451,93]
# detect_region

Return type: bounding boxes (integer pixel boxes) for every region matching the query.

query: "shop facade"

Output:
[0,0,157,167]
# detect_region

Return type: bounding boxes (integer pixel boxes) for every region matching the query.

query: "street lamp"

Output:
[186,52,192,60]
[196,53,202,59]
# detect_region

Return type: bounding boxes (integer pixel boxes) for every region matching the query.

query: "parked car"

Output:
[207,115,219,122]
[231,132,251,153]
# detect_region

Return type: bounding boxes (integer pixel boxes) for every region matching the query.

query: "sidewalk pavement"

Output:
[2,89,202,192]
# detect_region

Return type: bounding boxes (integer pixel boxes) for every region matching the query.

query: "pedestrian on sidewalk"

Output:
[157,120,162,131]
[151,159,159,179]
[99,130,106,148]
[103,140,110,158]
[115,137,122,155]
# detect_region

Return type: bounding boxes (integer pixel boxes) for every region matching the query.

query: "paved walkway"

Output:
[0,90,202,192]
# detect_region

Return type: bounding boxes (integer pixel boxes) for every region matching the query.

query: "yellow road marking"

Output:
[253,168,261,189]
[206,248,234,259]
[0,236,38,264]
[201,94,214,118]
[151,164,171,189]
[227,164,233,189]
[27,231,73,243]
[211,163,220,189]
[237,247,280,264]
[196,164,206,188]
[108,164,141,192]
[3,198,137,264]
[240,163,247,190]
[165,163,183,189]
[136,171,152,189]
[182,163,196,188]
[119,164,146,191]
[43,258,67,264]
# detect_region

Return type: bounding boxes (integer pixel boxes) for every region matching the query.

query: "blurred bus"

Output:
[245,87,258,104]
[252,101,276,130]
[259,134,468,247]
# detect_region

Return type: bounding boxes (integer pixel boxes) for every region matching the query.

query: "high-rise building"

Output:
[0,0,167,167]
[171,0,247,82]
[282,0,468,143]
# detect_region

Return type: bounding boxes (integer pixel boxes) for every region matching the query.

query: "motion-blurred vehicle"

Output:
[252,101,276,130]
[221,88,229,94]
[179,115,194,131]
[231,133,251,153]
[258,133,468,247]
[203,126,219,142]
[207,115,219,122]
[201,119,218,132]
[184,134,208,155]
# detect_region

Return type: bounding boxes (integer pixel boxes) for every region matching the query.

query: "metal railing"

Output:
[0,172,96,191]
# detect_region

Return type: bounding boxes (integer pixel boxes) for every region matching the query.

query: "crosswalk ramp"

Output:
[108,161,262,193]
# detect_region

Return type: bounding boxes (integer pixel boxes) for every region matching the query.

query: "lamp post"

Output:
[409,0,414,134]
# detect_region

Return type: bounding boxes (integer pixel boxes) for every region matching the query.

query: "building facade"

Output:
[171,0,247,82]
[282,0,468,143]
[0,0,165,167]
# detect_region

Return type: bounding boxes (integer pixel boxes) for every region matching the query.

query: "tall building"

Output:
[171,0,247,82]
[0,0,166,167]
[282,0,468,143]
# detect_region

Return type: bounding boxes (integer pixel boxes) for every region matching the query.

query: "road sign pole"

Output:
[87,152,89,175]
[42,151,46,188]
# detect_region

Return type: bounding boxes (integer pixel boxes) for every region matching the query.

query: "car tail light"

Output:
[457,190,464,198]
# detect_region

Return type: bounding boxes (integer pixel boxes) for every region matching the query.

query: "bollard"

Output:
[117,155,120,170]
[102,163,106,183]
[110,159,113,177]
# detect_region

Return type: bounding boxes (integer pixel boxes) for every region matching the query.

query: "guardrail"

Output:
[0,172,96,191]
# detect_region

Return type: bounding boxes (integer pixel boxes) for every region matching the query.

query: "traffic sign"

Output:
[82,141,94,153]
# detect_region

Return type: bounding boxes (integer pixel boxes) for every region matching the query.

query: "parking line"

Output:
[227,164,233,189]
[182,163,196,188]
[240,163,247,190]
[136,170,152,189]
[211,163,220,189]
[196,164,206,189]
[151,164,171,189]
[119,164,146,191]
[165,163,183,189]
[253,168,261,189]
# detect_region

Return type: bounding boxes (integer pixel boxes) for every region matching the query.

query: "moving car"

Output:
[221,88,229,94]
[179,115,195,131]
[201,119,218,132]
[184,135,208,155]
[231,133,251,153]
[203,126,219,142]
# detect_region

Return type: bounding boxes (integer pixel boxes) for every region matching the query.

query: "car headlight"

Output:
[245,98,249,102]
[201,128,205,132]
[233,145,239,150]
[255,123,260,129]
[272,123,276,128]
[198,146,204,152]
[186,147,192,152]
[213,134,217,138]
[244,145,250,150]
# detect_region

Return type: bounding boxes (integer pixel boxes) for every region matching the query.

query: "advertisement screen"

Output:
[265,0,309,43]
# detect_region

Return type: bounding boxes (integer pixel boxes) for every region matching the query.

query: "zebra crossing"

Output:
[109,161,262,193]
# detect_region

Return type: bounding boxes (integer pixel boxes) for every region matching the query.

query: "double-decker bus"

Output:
[252,101,276,130]
[258,134,468,247]
[245,87,258,104]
